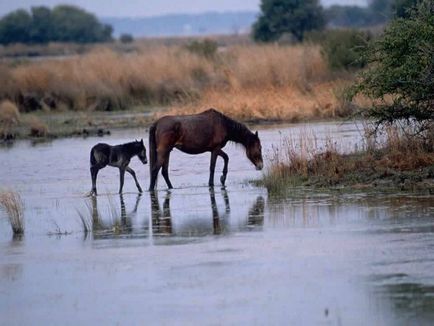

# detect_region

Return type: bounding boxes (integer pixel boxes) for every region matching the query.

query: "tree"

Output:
[393,0,419,18]
[51,5,112,43]
[0,9,32,44]
[252,0,325,42]
[0,5,112,44]
[350,0,434,129]
[29,6,52,43]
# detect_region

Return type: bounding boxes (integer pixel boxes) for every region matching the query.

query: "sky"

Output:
[0,0,368,18]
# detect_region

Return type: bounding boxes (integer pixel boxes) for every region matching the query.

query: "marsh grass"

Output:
[0,191,24,235]
[76,200,93,235]
[1,43,358,121]
[263,125,434,194]
[0,100,20,139]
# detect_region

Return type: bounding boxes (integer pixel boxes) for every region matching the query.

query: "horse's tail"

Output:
[149,122,157,172]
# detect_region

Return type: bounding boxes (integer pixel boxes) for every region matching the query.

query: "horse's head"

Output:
[246,131,263,170]
[137,139,148,164]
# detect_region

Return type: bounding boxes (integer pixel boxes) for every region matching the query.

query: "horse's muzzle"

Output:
[256,162,263,170]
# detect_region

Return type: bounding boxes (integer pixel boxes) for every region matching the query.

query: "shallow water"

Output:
[1,121,433,325]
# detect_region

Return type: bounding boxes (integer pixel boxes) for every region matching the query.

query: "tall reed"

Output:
[0,191,25,235]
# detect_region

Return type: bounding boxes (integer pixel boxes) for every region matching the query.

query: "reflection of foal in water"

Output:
[148,109,264,190]
[89,140,147,195]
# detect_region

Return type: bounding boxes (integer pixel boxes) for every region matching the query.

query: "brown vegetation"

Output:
[0,190,24,235]
[263,126,434,194]
[0,100,20,139]
[0,43,357,122]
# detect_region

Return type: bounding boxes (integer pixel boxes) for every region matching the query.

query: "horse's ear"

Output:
[141,138,144,144]
[255,131,258,137]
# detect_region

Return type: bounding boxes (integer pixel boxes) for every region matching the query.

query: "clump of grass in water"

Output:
[76,199,93,235]
[0,191,25,235]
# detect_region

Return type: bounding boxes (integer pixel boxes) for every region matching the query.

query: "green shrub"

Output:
[185,39,218,59]
[350,0,434,128]
[306,29,372,71]
[119,33,134,44]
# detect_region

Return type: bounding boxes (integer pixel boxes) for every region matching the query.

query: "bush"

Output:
[350,0,434,129]
[119,33,134,44]
[307,29,372,71]
[185,39,218,59]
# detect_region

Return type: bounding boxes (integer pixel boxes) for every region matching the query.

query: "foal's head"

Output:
[246,131,263,170]
[135,139,148,164]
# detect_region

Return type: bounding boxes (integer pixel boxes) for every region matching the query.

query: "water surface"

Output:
[1,121,433,325]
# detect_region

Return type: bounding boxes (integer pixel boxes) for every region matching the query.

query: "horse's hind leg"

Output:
[126,167,143,193]
[161,154,173,189]
[217,150,229,186]
[90,167,100,195]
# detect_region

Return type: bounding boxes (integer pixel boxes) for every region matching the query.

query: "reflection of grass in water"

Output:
[0,190,24,235]
[107,194,122,234]
[76,200,92,235]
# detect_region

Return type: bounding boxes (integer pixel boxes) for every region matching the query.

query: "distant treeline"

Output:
[0,5,112,45]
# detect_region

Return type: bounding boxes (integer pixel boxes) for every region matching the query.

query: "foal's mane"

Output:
[121,140,143,153]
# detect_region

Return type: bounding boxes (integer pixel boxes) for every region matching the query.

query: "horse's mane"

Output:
[210,109,255,145]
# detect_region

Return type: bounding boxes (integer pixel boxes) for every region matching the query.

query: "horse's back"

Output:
[153,109,227,154]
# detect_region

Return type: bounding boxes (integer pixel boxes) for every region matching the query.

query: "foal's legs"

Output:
[126,166,143,193]
[90,166,101,195]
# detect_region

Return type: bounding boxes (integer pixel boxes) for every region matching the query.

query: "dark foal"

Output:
[148,108,263,190]
[90,139,147,195]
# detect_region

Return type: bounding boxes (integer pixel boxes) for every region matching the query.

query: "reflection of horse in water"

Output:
[247,196,265,229]
[149,188,264,236]
[89,194,142,237]
[150,191,172,235]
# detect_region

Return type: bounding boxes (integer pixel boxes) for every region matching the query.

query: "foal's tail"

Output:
[149,123,157,172]
[90,146,97,167]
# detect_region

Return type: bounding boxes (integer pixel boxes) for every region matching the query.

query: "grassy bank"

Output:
[0,43,361,120]
[261,126,434,194]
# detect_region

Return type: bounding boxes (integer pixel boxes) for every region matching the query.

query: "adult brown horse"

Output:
[148,109,263,190]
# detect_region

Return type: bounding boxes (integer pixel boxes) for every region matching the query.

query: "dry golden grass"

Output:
[0,100,20,138]
[26,115,48,137]
[263,126,434,193]
[0,43,357,121]
[0,191,24,235]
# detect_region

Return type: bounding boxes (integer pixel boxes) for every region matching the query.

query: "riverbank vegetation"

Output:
[262,126,434,194]
[0,40,365,140]
[262,0,434,193]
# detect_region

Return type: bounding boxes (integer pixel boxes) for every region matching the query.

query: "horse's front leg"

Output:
[126,166,143,193]
[119,168,126,194]
[217,149,229,186]
[209,150,218,187]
